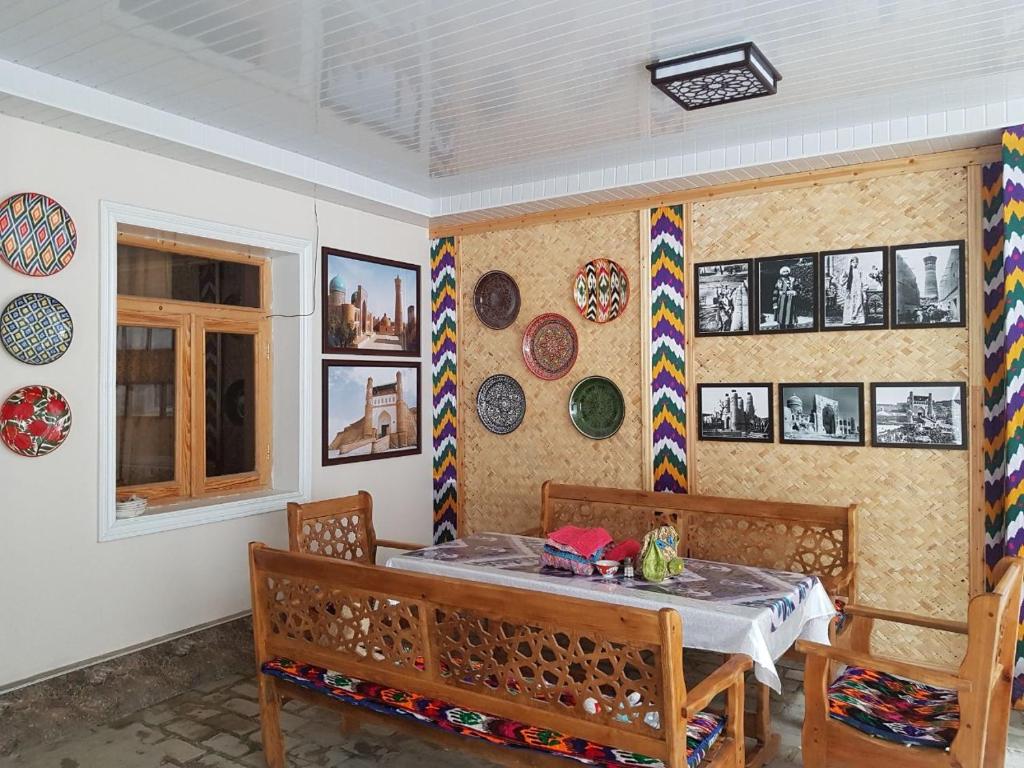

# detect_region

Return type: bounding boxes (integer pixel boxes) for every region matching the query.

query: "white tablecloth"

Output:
[386,532,834,691]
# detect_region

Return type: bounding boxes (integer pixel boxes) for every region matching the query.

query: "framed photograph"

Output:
[322,247,421,356]
[779,383,865,446]
[889,241,965,329]
[697,384,773,442]
[755,254,818,333]
[694,259,753,336]
[820,247,887,331]
[322,360,422,465]
[870,382,967,450]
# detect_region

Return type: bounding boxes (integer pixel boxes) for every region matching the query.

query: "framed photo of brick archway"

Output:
[322,360,422,465]
[321,247,421,356]
[870,382,967,450]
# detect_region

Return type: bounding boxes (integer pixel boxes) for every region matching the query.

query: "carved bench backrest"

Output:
[287,492,376,563]
[541,482,856,592]
[250,544,685,765]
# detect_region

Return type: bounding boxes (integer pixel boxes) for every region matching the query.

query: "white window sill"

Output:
[99,488,303,541]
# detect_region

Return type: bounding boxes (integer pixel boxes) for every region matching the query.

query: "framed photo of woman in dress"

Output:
[820,247,888,331]
[754,254,818,334]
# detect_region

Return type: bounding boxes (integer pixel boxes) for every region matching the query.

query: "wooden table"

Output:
[387,532,836,767]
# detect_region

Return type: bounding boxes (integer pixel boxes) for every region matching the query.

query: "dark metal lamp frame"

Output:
[647,42,781,111]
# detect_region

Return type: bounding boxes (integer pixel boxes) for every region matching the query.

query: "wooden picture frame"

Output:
[778,383,865,446]
[870,381,968,450]
[754,253,819,334]
[693,259,754,337]
[888,240,966,329]
[697,383,774,443]
[322,360,422,466]
[819,247,888,332]
[321,247,421,357]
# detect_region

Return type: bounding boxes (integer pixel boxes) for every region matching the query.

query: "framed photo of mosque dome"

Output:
[889,241,965,329]
[779,383,864,446]
[321,247,421,356]
[321,360,421,466]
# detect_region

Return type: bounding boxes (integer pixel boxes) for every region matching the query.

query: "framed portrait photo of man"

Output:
[870,382,967,450]
[779,383,865,446]
[754,254,818,334]
[697,383,774,443]
[889,241,966,329]
[820,247,888,331]
[693,259,753,337]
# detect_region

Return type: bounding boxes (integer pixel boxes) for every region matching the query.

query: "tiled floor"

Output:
[3,666,1024,767]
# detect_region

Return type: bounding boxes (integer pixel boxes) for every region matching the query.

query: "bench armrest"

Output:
[683,655,752,716]
[841,604,967,634]
[795,640,970,692]
[375,539,424,552]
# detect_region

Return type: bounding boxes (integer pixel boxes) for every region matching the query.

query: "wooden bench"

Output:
[249,543,751,768]
[287,491,421,563]
[538,481,858,603]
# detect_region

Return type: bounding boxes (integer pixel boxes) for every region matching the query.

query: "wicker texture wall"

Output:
[459,214,644,535]
[692,168,969,663]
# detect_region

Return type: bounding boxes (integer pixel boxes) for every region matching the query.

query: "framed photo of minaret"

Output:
[322,360,422,465]
[889,241,965,329]
[321,247,421,356]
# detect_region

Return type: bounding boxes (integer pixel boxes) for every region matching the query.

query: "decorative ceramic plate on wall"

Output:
[0,385,72,457]
[0,293,73,365]
[476,374,526,434]
[574,259,629,323]
[473,270,521,330]
[522,313,578,380]
[569,376,625,439]
[0,193,77,276]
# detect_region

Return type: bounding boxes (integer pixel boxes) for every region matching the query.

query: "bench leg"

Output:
[259,676,286,768]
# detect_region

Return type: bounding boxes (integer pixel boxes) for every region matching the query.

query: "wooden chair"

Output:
[287,491,422,564]
[796,555,1024,768]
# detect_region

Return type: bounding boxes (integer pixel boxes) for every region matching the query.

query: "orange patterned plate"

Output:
[0,193,77,276]
[522,313,578,380]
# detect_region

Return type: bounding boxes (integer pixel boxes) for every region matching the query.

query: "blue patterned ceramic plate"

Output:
[1,293,73,365]
[476,374,526,435]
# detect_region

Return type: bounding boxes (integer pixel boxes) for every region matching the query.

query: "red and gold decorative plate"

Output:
[574,259,629,323]
[522,313,578,380]
[0,193,77,276]
[1,385,72,457]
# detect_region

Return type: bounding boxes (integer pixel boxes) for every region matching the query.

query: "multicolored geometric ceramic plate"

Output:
[1,293,73,365]
[0,385,72,457]
[522,313,578,380]
[569,376,625,440]
[574,259,629,323]
[0,193,77,276]
[473,270,521,330]
[476,374,526,435]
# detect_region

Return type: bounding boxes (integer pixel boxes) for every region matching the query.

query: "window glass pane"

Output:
[117,245,261,308]
[205,332,256,477]
[116,326,176,486]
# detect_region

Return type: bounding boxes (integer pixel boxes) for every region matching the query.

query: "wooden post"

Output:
[966,163,987,598]
[801,654,829,768]
[639,209,654,491]
[658,609,686,768]
[249,543,286,767]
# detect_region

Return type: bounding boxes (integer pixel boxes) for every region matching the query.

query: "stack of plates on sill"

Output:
[115,495,148,519]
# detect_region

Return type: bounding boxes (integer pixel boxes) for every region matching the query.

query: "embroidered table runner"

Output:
[386,532,834,691]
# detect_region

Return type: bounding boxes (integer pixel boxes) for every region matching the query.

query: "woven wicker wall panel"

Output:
[459,213,644,535]
[692,168,969,663]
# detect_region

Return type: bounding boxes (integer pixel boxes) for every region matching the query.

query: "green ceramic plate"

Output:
[569,376,625,440]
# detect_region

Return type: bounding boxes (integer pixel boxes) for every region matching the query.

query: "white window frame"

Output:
[98,201,313,541]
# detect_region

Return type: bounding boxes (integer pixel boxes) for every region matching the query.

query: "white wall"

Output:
[0,114,431,688]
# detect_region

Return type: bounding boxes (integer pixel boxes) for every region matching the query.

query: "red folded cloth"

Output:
[604,539,641,562]
[547,525,613,559]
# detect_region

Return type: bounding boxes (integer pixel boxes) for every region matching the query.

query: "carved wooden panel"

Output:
[432,606,664,735]
[263,576,425,670]
[548,500,682,545]
[296,514,372,562]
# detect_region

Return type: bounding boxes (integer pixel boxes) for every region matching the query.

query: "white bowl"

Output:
[116,495,149,519]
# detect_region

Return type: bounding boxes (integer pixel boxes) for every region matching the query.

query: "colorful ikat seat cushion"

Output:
[827,665,960,748]
[262,657,725,768]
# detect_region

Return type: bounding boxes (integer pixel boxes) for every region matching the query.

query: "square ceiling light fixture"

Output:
[647,42,781,110]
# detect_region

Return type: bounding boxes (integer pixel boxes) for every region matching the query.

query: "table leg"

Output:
[743,682,779,768]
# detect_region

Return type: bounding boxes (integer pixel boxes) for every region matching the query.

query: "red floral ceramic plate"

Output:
[522,313,578,380]
[0,385,72,457]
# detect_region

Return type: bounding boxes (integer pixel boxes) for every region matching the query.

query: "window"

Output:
[115,232,271,506]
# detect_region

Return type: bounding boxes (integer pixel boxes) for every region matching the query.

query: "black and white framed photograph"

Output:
[820,247,887,331]
[889,241,965,329]
[697,384,773,442]
[755,254,818,333]
[779,383,865,446]
[871,382,967,449]
[693,259,753,336]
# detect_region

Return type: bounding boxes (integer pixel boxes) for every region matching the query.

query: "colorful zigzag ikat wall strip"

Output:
[431,236,458,544]
[651,205,688,493]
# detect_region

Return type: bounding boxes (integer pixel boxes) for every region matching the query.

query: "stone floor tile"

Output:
[204,712,260,736]
[153,737,206,764]
[165,718,217,742]
[230,683,259,700]
[200,732,251,758]
[224,698,261,718]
